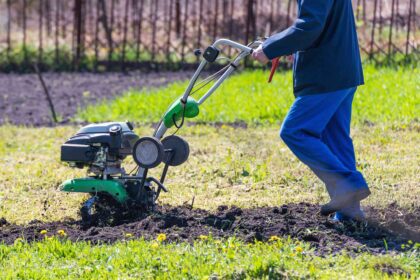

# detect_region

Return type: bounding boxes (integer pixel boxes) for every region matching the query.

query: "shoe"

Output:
[321,188,370,216]
[333,207,366,222]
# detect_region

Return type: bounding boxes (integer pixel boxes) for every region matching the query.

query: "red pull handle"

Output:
[268,57,280,83]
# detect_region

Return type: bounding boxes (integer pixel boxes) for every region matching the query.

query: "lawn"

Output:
[0,65,419,279]
[77,65,419,127]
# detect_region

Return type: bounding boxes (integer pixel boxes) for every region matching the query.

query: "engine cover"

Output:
[61,122,139,171]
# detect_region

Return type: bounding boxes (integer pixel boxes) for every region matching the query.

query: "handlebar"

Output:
[154,39,263,139]
[180,39,262,104]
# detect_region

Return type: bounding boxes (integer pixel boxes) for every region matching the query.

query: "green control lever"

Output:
[162,96,200,128]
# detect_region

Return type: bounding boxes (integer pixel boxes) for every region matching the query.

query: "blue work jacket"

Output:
[262,0,364,96]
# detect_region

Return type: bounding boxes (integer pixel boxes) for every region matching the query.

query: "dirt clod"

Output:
[0,203,418,255]
[0,217,9,227]
[374,263,410,277]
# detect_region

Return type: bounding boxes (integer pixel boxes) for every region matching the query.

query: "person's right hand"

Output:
[252,45,269,64]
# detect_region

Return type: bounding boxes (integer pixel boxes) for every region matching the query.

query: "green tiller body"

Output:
[59,39,262,223]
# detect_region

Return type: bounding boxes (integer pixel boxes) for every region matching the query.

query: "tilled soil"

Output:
[0,202,418,255]
[0,71,192,126]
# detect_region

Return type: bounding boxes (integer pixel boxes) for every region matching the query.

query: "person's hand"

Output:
[252,45,269,64]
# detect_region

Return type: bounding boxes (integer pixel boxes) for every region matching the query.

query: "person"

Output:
[252,0,370,221]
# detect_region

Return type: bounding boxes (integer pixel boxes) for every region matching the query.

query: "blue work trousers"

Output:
[280,87,369,211]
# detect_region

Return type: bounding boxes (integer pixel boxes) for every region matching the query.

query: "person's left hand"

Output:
[252,45,269,64]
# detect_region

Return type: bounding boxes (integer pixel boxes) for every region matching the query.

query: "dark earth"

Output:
[0,71,192,126]
[0,202,418,255]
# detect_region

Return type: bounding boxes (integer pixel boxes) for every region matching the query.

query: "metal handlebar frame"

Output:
[154,39,262,139]
[136,39,261,184]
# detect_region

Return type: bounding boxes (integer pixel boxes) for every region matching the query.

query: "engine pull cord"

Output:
[171,63,232,135]
[172,100,187,129]
[171,50,245,135]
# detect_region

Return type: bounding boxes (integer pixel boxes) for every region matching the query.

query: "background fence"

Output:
[0,0,418,72]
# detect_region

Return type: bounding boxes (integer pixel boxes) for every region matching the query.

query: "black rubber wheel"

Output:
[162,135,190,166]
[132,136,164,168]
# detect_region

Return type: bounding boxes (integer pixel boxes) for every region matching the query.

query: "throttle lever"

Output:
[268,57,280,83]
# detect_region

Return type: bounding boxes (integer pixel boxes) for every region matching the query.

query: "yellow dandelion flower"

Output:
[269,235,280,242]
[57,230,67,237]
[40,230,47,235]
[296,246,303,253]
[156,233,167,242]
[125,233,133,238]
[151,242,159,249]
[199,235,208,240]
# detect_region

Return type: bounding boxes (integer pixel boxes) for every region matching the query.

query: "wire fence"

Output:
[0,0,418,72]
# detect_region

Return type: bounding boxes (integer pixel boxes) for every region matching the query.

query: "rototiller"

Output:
[60,39,271,223]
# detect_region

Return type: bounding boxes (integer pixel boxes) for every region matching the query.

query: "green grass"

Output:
[77,65,419,126]
[0,237,418,279]
[1,66,420,279]
[1,125,419,224]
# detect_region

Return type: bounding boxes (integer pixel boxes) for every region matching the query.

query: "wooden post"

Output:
[181,0,189,63]
[73,0,83,69]
[396,0,400,32]
[131,0,138,39]
[45,0,51,36]
[23,0,27,62]
[98,0,114,64]
[405,0,414,56]
[39,0,44,64]
[363,0,366,22]
[176,0,181,36]
[245,0,254,44]
[268,0,274,35]
[109,0,116,63]
[228,0,234,56]
[379,0,383,35]
[212,0,219,41]
[253,0,258,38]
[136,0,144,62]
[55,0,60,65]
[222,0,228,36]
[121,0,130,71]
[388,0,396,58]
[197,0,203,49]
[94,0,100,71]
[6,0,11,59]
[150,0,159,62]
[286,0,292,26]
[369,0,378,60]
[166,0,173,62]
[61,1,66,39]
